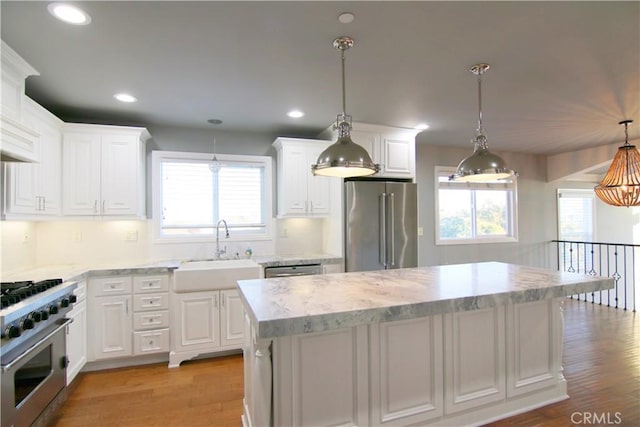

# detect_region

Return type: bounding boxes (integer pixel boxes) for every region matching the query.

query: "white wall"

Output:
[415,141,639,271]
[416,143,557,269]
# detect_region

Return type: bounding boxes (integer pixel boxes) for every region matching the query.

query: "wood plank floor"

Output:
[53,299,639,427]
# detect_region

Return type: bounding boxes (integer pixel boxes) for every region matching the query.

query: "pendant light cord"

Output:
[341,48,347,115]
[477,72,483,133]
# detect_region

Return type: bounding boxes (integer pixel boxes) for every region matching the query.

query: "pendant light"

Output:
[311,37,378,178]
[450,63,516,182]
[594,120,640,207]
[208,119,222,172]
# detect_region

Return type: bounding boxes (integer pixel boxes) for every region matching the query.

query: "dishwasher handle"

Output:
[264,264,323,278]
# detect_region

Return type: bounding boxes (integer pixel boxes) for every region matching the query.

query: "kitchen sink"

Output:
[174,258,261,292]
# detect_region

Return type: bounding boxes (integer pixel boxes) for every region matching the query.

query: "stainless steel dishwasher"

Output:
[264,264,323,278]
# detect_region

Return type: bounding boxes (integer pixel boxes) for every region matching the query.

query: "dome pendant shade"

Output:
[312,133,378,178]
[311,36,378,178]
[450,63,516,182]
[594,120,640,207]
[452,135,515,182]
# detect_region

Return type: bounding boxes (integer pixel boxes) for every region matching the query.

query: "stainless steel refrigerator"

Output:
[345,180,417,272]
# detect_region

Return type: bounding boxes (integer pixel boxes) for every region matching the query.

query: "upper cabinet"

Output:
[62,123,150,217]
[1,40,40,162]
[319,122,418,180]
[2,98,63,218]
[273,137,332,217]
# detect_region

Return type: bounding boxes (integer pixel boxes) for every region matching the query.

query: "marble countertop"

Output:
[237,262,614,339]
[1,260,181,283]
[0,254,341,283]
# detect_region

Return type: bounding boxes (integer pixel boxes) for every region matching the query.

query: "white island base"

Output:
[243,298,567,427]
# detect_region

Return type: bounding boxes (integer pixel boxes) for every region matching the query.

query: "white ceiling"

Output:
[1,1,638,155]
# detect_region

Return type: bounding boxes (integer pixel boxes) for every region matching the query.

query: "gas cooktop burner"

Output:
[1,279,63,308]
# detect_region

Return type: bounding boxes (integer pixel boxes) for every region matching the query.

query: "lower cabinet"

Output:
[66,281,87,384]
[88,274,169,362]
[169,288,244,367]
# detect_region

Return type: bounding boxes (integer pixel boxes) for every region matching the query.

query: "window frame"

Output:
[434,166,519,245]
[151,150,273,244]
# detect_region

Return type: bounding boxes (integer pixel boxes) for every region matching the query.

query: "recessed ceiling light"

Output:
[287,110,305,118]
[415,123,430,130]
[114,93,137,103]
[338,12,355,24]
[48,3,91,25]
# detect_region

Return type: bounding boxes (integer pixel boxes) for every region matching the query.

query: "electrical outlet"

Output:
[417,227,424,236]
[124,230,138,241]
[72,231,83,242]
[22,232,30,244]
[280,227,288,238]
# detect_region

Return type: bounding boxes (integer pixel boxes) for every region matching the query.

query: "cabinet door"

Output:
[220,289,245,348]
[278,144,308,216]
[62,132,101,215]
[5,160,38,214]
[38,120,62,214]
[90,295,132,360]
[350,129,381,166]
[66,299,87,385]
[306,145,331,216]
[381,135,414,178]
[101,133,140,215]
[173,291,220,352]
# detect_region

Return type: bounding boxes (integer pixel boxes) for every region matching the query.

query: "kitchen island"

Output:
[237,262,613,427]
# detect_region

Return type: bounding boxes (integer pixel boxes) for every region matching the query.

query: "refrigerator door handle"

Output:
[389,192,395,267]
[379,193,387,267]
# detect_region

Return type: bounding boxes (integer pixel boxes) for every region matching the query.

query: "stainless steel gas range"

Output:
[1,278,78,427]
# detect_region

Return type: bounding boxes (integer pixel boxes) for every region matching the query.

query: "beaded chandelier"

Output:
[594,120,640,207]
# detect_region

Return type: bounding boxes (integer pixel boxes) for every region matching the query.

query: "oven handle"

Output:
[1,318,73,373]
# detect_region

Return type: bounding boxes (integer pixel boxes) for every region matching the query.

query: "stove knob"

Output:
[40,310,49,321]
[22,318,35,330]
[69,295,78,303]
[29,311,42,322]
[5,325,20,338]
[49,305,59,315]
[60,298,70,308]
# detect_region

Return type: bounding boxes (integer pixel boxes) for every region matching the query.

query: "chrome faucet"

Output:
[215,219,230,259]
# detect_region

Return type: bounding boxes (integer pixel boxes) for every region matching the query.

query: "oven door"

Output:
[1,318,71,427]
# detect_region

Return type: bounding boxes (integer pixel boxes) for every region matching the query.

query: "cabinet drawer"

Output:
[133,293,169,311]
[133,310,169,330]
[90,276,133,296]
[133,275,169,294]
[133,328,169,354]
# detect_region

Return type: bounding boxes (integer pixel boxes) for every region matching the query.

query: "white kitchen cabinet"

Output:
[89,294,133,361]
[169,288,245,367]
[273,137,332,217]
[88,274,169,362]
[319,122,418,179]
[3,98,62,218]
[66,281,87,385]
[62,123,150,217]
[220,289,245,347]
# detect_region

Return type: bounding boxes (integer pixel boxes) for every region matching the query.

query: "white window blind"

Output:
[153,151,272,241]
[557,189,595,241]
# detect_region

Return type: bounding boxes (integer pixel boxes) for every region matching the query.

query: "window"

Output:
[557,189,595,241]
[435,166,518,244]
[152,151,272,242]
